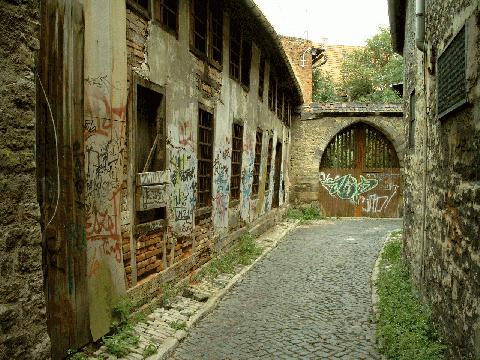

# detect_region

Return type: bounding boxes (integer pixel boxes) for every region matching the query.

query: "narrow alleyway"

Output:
[170,219,401,359]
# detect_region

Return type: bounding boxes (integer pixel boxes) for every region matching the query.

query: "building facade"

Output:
[0,1,303,358]
[389,0,480,358]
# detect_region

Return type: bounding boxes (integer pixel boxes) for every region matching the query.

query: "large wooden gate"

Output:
[319,123,401,218]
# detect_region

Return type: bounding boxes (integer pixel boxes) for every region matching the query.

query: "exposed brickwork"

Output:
[397,1,480,358]
[280,36,313,103]
[0,1,50,358]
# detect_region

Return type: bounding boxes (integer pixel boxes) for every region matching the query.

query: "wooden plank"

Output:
[136,185,169,211]
[136,170,170,185]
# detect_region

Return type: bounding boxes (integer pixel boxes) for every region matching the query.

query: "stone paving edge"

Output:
[148,219,301,360]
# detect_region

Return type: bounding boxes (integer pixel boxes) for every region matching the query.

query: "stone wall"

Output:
[290,103,404,207]
[280,36,313,103]
[400,0,480,358]
[0,0,50,359]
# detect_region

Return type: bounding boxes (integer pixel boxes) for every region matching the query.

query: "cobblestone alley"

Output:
[170,219,402,359]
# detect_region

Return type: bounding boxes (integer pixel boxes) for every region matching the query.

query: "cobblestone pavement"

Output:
[171,218,402,360]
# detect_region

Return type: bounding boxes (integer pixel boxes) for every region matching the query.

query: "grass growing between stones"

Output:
[195,233,262,280]
[287,205,323,222]
[376,239,446,360]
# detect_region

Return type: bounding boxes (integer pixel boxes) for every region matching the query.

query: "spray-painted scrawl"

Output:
[319,172,378,204]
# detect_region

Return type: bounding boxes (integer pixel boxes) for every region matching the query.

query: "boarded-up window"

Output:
[197,107,214,208]
[136,82,166,223]
[154,0,179,35]
[265,137,273,190]
[438,26,467,118]
[191,0,223,67]
[409,91,416,149]
[258,55,266,100]
[252,130,262,195]
[230,123,243,201]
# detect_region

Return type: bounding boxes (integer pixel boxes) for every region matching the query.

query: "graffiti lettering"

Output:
[319,172,378,204]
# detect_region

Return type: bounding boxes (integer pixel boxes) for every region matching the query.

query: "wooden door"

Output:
[319,123,401,218]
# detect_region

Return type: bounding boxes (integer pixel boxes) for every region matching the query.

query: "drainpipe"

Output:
[416,0,426,52]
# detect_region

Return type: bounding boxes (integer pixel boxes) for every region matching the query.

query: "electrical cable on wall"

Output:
[36,71,60,231]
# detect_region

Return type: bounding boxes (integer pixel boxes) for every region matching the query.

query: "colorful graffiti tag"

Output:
[319,172,378,205]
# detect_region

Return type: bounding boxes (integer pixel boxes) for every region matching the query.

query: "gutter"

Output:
[416,0,426,52]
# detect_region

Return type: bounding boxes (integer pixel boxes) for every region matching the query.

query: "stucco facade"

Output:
[31,0,302,358]
[389,0,480,358]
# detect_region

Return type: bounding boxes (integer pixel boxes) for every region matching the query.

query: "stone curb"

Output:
[149,219,301,360]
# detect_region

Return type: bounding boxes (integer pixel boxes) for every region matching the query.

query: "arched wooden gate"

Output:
[319,123,401,218]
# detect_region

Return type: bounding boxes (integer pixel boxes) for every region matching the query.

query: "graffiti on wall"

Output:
[240,136,254,222]
[319,172,378,205]
[213,141,231,230]
[361,183,399,213]
[169,123,196,236]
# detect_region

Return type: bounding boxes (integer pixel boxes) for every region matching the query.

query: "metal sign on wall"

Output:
[437,25,467,118]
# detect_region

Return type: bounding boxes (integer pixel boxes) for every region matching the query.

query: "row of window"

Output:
[127,0,294,126]
[197,107,281,209]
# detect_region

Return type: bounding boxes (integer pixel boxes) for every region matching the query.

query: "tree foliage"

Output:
[312,26,404,103]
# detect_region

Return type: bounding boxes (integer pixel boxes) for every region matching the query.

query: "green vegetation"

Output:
[168,321,187,331]
[287,205,323,222]
[101,297,143,357]
[194,233,262,280]
[66,349,88,360]
[142,342,158,358]
[312,26,404,103]
[376,239,446,359]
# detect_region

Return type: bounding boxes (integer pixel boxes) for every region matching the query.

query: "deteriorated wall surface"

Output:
[290,103,404,208]
[280,36,313,103]
[402,0,480,358]
[0,1,50,359]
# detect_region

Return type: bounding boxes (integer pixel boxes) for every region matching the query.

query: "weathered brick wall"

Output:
[290,103,404,206]
[0,0,50,358]
[402,1,480,358]
[280,36,313,103]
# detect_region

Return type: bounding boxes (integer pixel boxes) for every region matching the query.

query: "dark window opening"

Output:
[209,0,223,65]
[268,71,276,112]
[273,141,282,208]
[197,108,214,208]
[409,91,416,149]
[229,19,252,88]
[154,0,179,35]
[258,55,266,100]
[130,0,149,11]
[277,90,283,120]
[192,0,208,55]
[252,130,262,195]
[229,20,241,81]
[265,137,273,190]
[136,82,166,224]
[230,123,243,202]
[191,0,223,66]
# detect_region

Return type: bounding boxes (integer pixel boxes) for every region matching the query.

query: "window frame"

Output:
[196,104,215,211]
[230,121,244,205]
[252,129,263,196]
[258,55,266,101]
[229,18,252,90]
[265,137,273,191]
[153,0,179,37]
[190,0,224,70]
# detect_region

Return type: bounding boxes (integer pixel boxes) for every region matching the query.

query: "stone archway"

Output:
[318,122,402,218]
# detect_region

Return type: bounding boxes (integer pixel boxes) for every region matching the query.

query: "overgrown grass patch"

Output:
[194,233,262,281]
[287,205,323,222]
[376,239,446,360]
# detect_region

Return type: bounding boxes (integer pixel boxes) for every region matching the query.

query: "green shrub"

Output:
[287,205,323,222]
[103,324,140,358]
[376,238,446,359]
[143,342,158,358]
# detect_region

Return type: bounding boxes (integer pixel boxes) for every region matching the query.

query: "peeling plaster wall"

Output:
[290,105,404,206]
[121,2,295,307]
[402,1,480,358]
